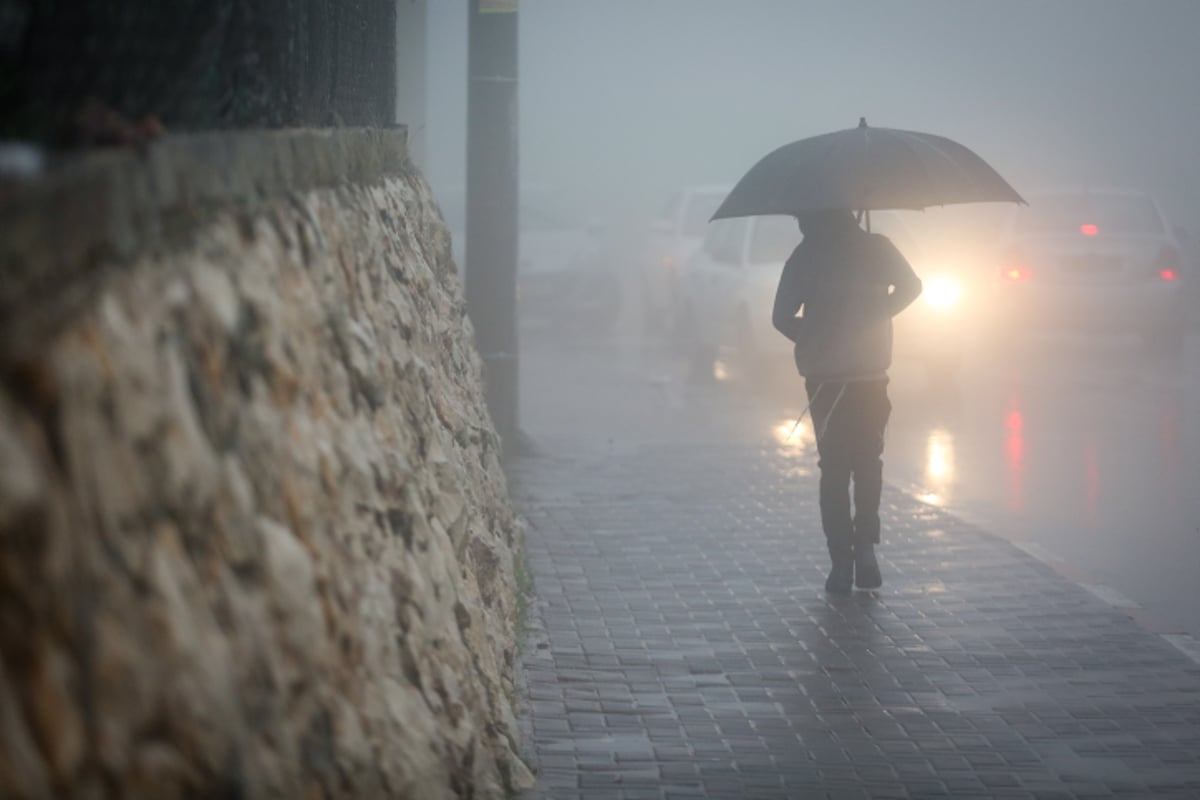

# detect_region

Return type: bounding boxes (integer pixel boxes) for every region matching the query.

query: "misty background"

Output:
[421,0,1200,640]
[424,0,1200,251]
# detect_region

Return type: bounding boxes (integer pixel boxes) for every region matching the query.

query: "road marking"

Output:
[895,485,1199,646]
[1080,583,1142,609]
[1008,542,1144,610]
[1161,634,1200,666]
[1009,540,1061,565]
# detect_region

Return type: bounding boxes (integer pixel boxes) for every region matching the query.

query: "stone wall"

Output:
[0,130,531,797]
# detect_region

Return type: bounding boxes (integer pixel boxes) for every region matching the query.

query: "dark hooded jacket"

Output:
[772,217,922,381]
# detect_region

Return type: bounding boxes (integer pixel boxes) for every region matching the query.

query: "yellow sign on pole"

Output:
[480,0,517,11]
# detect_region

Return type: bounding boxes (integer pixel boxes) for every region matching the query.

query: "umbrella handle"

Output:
[785,383,822,442]
[785,382,848,446]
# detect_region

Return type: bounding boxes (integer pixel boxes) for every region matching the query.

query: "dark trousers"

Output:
[805,378,891,550]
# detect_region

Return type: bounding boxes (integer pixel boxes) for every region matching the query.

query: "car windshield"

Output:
[702,218,746,264]
[748,216,800,264]
[681,190,728,236]
[1013,192,1163,236]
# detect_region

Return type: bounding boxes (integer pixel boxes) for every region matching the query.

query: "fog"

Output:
[427,0,1200,235]
[449,5,1200,790]
[426,1,1200,641]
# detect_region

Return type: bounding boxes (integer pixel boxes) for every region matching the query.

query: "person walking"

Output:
[772,210,922,594]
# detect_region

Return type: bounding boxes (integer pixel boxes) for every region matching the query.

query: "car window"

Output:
[702,219,746,265]
[657,192,683,225]
[748,216,800,264]
[1012,192,1164,236]
[681,190,728,236]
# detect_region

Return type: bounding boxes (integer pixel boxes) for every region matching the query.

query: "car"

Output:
[991,187,1188,353]
[515,203,621,332]
[638,184,733,337]
[871,214,980,382]
[680,211,974,382]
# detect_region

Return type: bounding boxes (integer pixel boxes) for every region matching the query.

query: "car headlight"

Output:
[923,275,963,310]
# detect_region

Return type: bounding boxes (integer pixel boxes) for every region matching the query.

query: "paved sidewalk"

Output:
[512,337,1200,799]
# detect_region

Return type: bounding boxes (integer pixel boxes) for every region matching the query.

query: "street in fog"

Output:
[426,2,1200,642]
[477,3,1200,795]
[519,294,1200,642]
[516,290,1200,798]
[885,341,1200,640]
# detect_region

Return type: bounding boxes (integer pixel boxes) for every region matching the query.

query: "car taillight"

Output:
[1001,248,1031,281]
[1080,223,1098,236]
[1154,245,1181,281]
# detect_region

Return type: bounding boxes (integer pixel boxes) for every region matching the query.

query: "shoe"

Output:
[854,543,882,590]
[825,557,854,594]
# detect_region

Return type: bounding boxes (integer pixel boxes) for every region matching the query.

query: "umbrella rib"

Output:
[891,129,1016,204]
[895,130,971,205]
[713,124,1023,219]
[782,131,849,214]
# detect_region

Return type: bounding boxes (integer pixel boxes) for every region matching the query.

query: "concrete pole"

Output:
[465,0,519,453]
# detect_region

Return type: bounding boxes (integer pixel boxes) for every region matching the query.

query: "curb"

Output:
[899,480,1200,667]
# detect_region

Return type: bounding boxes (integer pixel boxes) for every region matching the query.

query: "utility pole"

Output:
[465,0,519,454]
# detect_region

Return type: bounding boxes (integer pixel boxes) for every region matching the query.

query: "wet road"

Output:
[519,303,1200,641]
[882,337,1200,640]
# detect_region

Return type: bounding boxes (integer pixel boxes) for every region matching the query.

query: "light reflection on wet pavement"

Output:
[514,327,1200,798]
[520,325,1200,639]
[883,336,1200,639]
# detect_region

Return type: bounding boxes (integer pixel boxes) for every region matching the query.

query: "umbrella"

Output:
[711,117,1025,221]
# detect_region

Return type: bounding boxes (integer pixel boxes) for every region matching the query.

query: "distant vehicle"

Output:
[516,204,620,332]
[992,187,1188,353]
[435,189,621,333]
[681,211,974,382]
[873,214,978,382]
[639,184,733,336]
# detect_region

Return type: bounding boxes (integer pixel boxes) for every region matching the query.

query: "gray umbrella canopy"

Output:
[711,118,1025,220]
